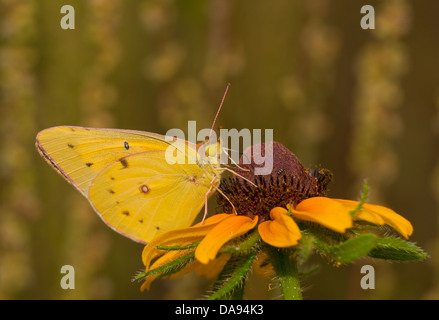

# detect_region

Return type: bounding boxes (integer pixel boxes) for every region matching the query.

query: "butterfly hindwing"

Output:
[36,126,218,244]
[89,151,212,243]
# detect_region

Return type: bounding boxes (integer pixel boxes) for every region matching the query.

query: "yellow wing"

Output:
[88,151,214,243]
[36,126,197,197]
[36,126,221,243]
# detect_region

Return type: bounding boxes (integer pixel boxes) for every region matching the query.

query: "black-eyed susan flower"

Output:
[137,142,426,299]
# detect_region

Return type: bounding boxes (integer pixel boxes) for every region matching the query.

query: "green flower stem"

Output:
[267,246,302,300]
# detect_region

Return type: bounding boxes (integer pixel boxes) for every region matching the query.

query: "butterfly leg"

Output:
[201,178,216,225]
[212,182,237,215]
[201,176,238,225]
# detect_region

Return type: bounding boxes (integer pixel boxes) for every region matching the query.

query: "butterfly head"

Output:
[197,138,224,168]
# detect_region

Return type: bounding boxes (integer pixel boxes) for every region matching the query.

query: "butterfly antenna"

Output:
[209,83,231,141]
[222,147,251,172]
[214,146,256,187]
[223,167,257,187]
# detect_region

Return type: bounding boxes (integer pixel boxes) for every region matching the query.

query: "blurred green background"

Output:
[1,0,438,300]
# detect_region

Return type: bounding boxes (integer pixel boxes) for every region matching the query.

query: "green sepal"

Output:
[206,251,257,300]
[368,236,428,261]
[315,233,378,264]
[296,232,316,264]
[206,231,261,300]
[349,181,369,217]
[139,250,195,282]
[219,229,261,256]
[132,271,147,282]
[156,241,200,251]
[137,242,201,282]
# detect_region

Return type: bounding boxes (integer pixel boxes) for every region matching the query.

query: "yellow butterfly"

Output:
[36,126,223,244]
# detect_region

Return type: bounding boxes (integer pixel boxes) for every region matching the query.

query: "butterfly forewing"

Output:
[36,126,196,197]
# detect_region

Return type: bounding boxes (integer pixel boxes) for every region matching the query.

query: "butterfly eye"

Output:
[205,144,218,157]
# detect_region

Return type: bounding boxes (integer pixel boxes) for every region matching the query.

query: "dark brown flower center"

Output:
[216,142,333,222]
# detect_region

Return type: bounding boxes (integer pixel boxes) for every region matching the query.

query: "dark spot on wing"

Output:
[140,184,149,194]
[124,141,129,150]
[70,128,75,132]
[110,176,115,180]
[67,144,74,149]
[108,189,115,194]
[139,219,143,224]
[156,226,160,230]
[120,158,128,168]
[122,210,130,216]
[86,162,93,167]
[187,175,197,183]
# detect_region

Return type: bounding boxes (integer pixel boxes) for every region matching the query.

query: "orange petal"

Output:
[333,199,385,225]
[142,213,231,270]
[193,254,231,279]
[363,203,413,238]
[195,215,258,264]
[258,207,301,248]
[334,199,413,238]
[192,213,233,227]
[288,197,353,233]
